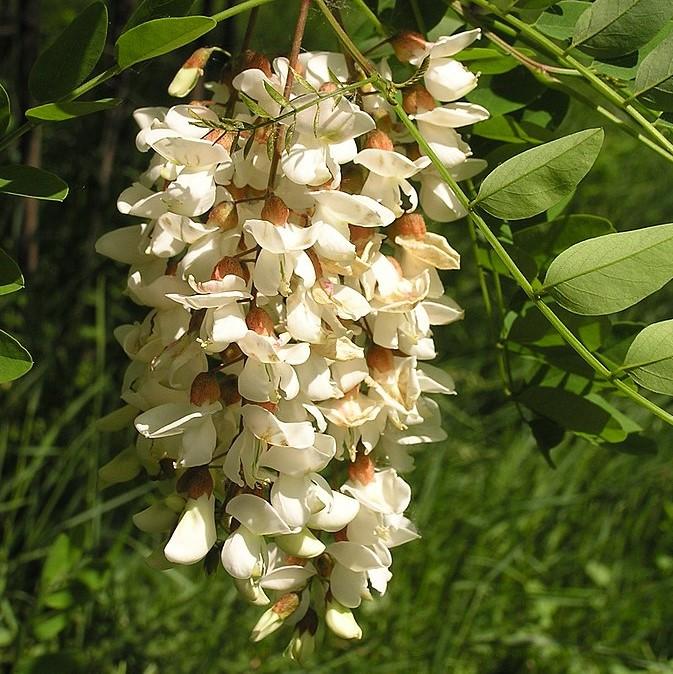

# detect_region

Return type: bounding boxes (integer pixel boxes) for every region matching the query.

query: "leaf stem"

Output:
[460,0,673,162]
[211,0,278,22]
[315,0,673,427]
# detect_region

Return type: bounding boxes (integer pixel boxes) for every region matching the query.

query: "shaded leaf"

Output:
[26,98,121,122]
[0,248,23,295]
[0,330,32,383]
[122,0,196,32]
[0,83,10,135]
[623,319,673,394]
[572,0,673,59]
[0,166,68,201]
[29,2,108,101]
[116,16,216,69]
[536,1,591,41]
[543,223,673,315]
[474,128,603,219]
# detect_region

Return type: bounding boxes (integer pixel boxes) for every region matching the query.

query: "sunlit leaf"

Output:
[116,16,217,69]
[474,128,603,219]
[26,98,121,122]
[0,248,23,296]
[543,223,673,315]
[623,320,673,394]
[0,330,32,383]
[0,165,68,201]
[29,2,108,101]
[634,31,673,111]
[572,0,673,58]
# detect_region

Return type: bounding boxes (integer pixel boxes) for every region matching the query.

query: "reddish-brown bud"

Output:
[390,213,427,240]
[203,129,237,152]
[246,307,276,336]
[319,82,339,94]
[190,372,221,406]
[366,345,394,374]
[165,259,178,276]
[261,195,290,225]
[272,592,300,618]
[391,31,428,63]
[210,256,248,282]
[402,85,436,115]
[219,374,242,406]
[184,47,213,70]
[349,224,374,247]
[364,129,394,151]
[348,453,376,485]
[241,50,272,77]
[206,201,239,231]
[334,527,349,542]
[247,400,278,413]
[176,466,214,499]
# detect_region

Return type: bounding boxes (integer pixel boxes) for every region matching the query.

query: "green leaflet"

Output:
[0,165,68,201]
[473,128,603,220]
[116,16,217,69]
[0,329,32,383]
[572,0,673,58]
[543,223,673,315]
[536,1,591,41]
[26,99,121,122]
[623,320,673,394]
[29,2,108,102]
[0,83,10,135]
[0,248,23,296]
[634,31,673,111]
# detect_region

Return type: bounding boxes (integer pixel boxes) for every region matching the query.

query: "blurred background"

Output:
[3,1,673,672]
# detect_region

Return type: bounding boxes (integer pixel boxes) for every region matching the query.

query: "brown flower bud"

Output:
[348,453,375,485]
[165,259,179,276]
[246,400,278,413]
[391,31,428,63]
[261,195,290,225]
[203,129,237,152]
[184,47,213,70]
[190,372,221,406]
[245,307,276,336]
[176,466,214,499]
[241,50,272,77]
[334,527,349,542]
[219,374,241,406]
[402,85,436,115]
[210,256,248,282]
[390,213,427,240]
[207,201,239,230]
[349,224,375,247]
[366,345,394,374]
[364,129,394,151]
[319,82,339,94]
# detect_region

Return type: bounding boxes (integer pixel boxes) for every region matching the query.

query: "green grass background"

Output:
[3,2,673,672]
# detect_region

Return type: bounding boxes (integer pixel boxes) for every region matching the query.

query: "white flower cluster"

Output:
[97,30,487,655]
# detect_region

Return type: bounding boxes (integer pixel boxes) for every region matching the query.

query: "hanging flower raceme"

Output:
[97,29,487,657]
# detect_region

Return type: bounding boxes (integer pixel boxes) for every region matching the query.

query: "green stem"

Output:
[316,0,673,427]
[211,0,278,22]
[462,0,673,162]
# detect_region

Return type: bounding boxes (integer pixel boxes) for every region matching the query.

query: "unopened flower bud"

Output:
[319,81,339,94]
[250,592,300,642]
[348,453,375,485]
[286,613,317,664]
[133,502,179,533]
[364,129,394,151]
[211,256,248,282]
[241,49,272,77]
[246,307,276,336]
[325,598,363,640]
[390,213,427,240]
[261,195,289,225]
[190,372,221,406]
[276,528,326,558]
[206,201,238,230]
[168,47,214,98]
[219,374,241,406]
[403,85,436,114]
[366,345,394,374]
[176,466,214,499]
[391,31,428,63]
[234,577,271,606]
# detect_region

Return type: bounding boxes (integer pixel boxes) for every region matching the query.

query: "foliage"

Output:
[2,0,673,670]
